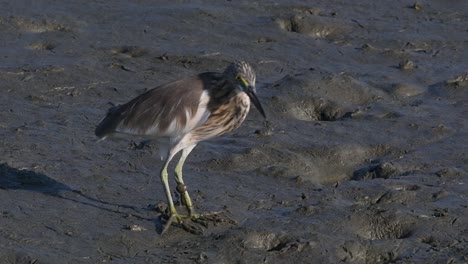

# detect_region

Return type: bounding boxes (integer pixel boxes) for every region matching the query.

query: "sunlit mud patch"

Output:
[252,144,391,185]
[0,16,69,33]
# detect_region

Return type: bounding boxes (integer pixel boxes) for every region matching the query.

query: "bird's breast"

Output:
[189,92,250,141]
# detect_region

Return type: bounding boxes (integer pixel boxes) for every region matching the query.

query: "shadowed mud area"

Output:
[0,0,467,263]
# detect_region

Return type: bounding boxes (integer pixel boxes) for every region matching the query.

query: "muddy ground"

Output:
[0,0,467,263]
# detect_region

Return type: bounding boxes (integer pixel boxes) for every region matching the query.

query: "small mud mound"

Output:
[278,97,344,121]
[352,162,401,181]
[203,141,394,185]
[268,71,387,122]
[389,82,426,98]
[242,232,282,251]
[277,14,347,39]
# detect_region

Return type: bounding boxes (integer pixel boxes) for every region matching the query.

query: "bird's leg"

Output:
[160,149,204,235]
[160,160,185,225]
[174,145,197,217]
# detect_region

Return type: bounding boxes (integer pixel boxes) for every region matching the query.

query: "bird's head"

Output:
[224,61,266,118]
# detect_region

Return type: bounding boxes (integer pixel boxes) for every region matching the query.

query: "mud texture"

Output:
[0,0,467,263]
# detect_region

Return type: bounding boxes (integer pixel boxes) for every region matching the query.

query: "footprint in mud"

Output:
[235,230,314,253]
[352,209,413,240]
[339,239,399,263]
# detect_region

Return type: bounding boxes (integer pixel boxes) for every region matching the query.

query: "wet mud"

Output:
[0,0,467,263]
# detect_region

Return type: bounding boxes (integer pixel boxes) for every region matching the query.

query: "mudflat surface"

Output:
[0,0,467,263]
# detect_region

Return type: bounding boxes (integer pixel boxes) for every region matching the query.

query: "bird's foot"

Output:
[160,209,236,234]
[161,213,204,235]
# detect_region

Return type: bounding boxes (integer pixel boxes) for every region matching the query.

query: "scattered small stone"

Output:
[158,54,169,61]
[398,60,415,70]
[195,252,208,263]
[125,224,147,231]
[410,2,422,11]
[360,43,376,51]
[294,175,305,184]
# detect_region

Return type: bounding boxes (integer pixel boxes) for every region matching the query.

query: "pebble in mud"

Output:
[398,60,415,70]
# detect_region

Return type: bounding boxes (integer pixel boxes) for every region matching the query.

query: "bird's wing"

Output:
[95,74,214,140]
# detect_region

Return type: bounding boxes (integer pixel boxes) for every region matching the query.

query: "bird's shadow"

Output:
[0,163,166,233]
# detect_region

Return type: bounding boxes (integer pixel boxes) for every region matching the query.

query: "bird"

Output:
[95,60,265,231]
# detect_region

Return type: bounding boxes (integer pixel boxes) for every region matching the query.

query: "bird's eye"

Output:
[236,75,249,88]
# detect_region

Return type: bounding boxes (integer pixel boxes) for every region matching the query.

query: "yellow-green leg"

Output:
[174,144,197,217]
[160,160,180,221]
[160,144,235,233]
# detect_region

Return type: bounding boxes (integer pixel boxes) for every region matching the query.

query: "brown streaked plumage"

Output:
[95,61,265,232]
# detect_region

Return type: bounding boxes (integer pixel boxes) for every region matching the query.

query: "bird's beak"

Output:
[246,86,266,118]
